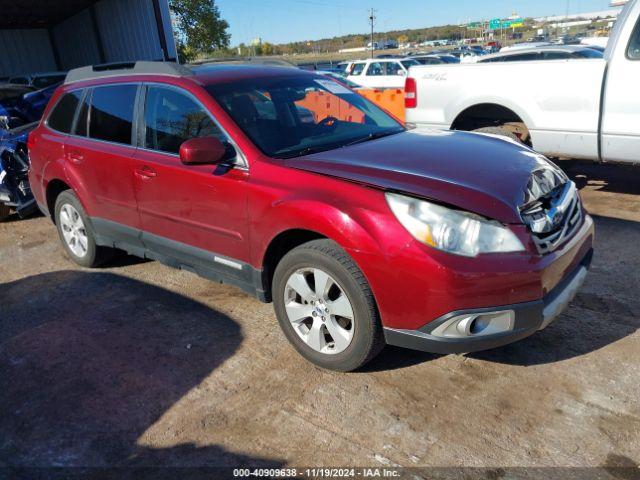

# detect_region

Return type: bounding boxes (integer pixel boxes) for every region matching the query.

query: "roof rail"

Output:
[65,61,193,84]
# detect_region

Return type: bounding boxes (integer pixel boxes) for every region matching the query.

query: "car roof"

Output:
[192,64,314,85]
[63,61,317,87]
[482,45,597,61]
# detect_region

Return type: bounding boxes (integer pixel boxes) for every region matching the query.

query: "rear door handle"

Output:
[135,165,157,179]
[66,150,84,164]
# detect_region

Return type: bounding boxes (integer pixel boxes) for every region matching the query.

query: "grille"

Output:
[521,181,583,255]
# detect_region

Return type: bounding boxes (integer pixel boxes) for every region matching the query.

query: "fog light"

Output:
[430,310,515,339]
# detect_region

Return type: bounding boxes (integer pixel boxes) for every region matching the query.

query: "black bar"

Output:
[89,3,106,64]
[47,27,62,70]
[151,0,170,61]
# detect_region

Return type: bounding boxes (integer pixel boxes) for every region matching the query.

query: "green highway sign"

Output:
[488,17,524,30]
[489,18,501,29]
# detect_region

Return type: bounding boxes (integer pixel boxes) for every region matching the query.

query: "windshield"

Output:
[400,60,419,69]
[439,55,460,63]
[574,48,604,58]
[206,75,404,159]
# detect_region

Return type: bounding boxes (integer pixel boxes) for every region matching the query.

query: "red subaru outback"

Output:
[28,62,594,371]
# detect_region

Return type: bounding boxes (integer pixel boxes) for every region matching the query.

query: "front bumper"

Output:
[383,245,593,355]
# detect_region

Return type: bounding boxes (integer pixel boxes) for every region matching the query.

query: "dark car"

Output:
[479,45,604,63]
[0,82,61,219]
[8,72,67,89]
[14,83,60,123]
[410,54,462,65]
[29,62,593,371]
[0,122,38,219]
[411,55,445,65]
[0,84,36,128]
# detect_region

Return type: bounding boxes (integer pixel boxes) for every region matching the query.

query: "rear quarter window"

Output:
[628,18,640,60]
[88,84,138,145]
[47,90,83,134]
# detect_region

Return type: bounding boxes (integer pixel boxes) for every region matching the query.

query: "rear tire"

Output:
[54,190,111,268]
[472,126,522,143]
[0,204,11,221]
[272,239,384,372]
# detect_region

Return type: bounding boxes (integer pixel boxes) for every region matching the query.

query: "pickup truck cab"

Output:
[405,0,640,164]
[347,58,419,89]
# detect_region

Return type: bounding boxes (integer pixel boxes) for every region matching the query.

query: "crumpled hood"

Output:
[286,129,562,224]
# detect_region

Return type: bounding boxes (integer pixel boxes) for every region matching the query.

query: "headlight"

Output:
[386,192,525,257]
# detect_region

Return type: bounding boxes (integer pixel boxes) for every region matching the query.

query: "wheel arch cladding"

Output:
[46,179,72,223]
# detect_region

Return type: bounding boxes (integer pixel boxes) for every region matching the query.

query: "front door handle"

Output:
[67,150,84,165]
[135,165,157,179]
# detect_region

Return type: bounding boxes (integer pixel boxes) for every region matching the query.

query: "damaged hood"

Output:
[286,129,565,224]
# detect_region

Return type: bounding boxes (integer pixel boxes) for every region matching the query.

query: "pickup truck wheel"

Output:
[54,191,111,268]
[272,239,384,372]
[472,126,522,143]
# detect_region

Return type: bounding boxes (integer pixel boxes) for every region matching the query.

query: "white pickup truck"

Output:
[405,0,640,165]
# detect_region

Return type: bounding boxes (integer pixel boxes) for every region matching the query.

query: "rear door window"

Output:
[385,62,403,75]
[47,90,84,134]
[350,63,366,75]
[143,85,226,155]
[628,18,640,59]
[88,84,137,145]
[366,62,385,76]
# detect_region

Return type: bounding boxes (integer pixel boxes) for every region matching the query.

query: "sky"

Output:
[216,0,616,45]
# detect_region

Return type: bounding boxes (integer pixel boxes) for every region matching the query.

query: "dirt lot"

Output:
[1,160,639,475]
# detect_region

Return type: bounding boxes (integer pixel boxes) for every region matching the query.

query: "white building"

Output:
[534,9,622,23]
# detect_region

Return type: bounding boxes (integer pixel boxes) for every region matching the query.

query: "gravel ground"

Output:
[0,160,638,475]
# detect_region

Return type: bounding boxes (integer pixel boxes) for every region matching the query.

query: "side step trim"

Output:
[91,217,268,302]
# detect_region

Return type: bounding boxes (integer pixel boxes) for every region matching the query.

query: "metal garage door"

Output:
[0,0,177,77]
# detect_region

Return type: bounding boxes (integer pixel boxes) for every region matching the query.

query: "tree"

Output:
[169,0,230,62]
[261,42,274,56]
[397,34,409,44]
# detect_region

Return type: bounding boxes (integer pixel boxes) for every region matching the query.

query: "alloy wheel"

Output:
[283,267,355,354]
[59,204,89,258]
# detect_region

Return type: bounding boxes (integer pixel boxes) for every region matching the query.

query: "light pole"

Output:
[369,8,376,58]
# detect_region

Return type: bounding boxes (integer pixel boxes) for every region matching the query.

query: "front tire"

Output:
[272,239,384,372]
[54,190,110,268]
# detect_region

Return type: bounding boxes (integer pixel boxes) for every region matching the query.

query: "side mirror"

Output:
[179,137,227,165]
[397,70,407,76]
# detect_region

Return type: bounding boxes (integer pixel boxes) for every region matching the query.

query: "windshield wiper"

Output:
[343,129,402,147]
[278,145,339,159]
[277,129,403,159]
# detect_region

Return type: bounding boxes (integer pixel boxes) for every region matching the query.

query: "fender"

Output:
[448,96,535,132]
[39,157,68,214]
[253,196,388,268]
